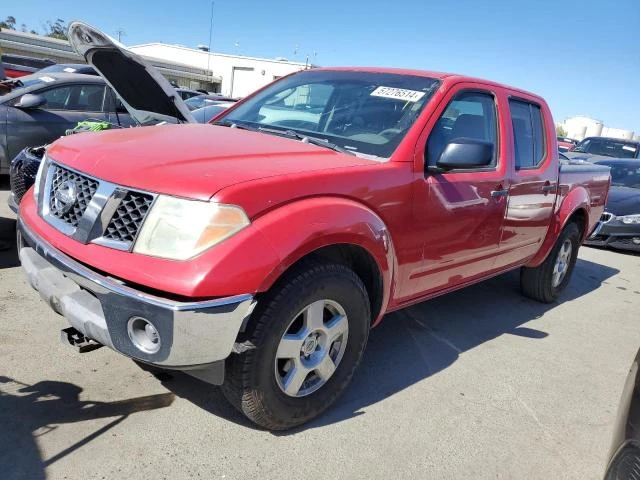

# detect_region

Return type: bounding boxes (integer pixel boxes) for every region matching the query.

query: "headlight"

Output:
[620,214,640,225]
[133,196,250,260]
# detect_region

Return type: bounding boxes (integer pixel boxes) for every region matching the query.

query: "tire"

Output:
[521,222,581,303]
[221,263,371,430]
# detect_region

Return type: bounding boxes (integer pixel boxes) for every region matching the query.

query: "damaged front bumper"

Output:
[18,217,256,384]
[586,214,640,252]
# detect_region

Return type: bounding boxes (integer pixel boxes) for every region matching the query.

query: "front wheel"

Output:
[520,222,581,303]
[221,263,370,430]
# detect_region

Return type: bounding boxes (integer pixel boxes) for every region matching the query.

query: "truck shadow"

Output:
[156,258,619,433]
[0,376,175,479]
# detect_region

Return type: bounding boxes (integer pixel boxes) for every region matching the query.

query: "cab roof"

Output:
[311,66,544,102]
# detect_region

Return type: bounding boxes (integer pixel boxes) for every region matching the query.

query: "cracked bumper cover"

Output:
[17,217,256,383]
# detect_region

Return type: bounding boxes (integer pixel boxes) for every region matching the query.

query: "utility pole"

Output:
[206,1,214,81]
[116,28,125,42]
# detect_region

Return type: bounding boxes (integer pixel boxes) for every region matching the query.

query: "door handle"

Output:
[541,183,556,193]
[491,189,509,198]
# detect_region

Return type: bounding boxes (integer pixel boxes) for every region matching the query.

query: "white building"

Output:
[0,29,216,89]
[559,115,635,141]
[128,43,310,97]
[0,29,310,98]
[601,126,635,140]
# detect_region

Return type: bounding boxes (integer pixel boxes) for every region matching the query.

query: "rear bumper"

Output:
[18,217,256,382]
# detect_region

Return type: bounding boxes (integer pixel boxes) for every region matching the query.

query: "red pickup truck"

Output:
[17,23,611,430]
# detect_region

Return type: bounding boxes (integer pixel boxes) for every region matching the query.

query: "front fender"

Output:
[252,197,395,323]
[526,186,591,267]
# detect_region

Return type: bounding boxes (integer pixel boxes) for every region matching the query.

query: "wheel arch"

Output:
[526,187,591,268]
[252,197,396,325]
[262,243,385,326]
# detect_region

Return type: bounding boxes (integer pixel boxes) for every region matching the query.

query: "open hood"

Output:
[68,21,195,125]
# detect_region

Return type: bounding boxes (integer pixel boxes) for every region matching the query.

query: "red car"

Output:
[0,54,56,79]
[557,136,578,152]
[17,22,611,430]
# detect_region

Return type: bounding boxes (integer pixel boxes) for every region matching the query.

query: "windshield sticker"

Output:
[63,67,77,73]
[38,76,55,83]
[622,145,637,152]
[370,86,426,102]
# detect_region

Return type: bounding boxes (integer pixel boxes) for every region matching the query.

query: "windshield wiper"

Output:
[257,127,355,156]
[211,120,256,131]
[212,121,355,155]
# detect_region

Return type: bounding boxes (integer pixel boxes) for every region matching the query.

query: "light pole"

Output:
[206,1,214,85]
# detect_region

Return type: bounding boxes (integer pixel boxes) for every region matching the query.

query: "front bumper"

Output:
[18,217,256,383]
[585,216,640,251]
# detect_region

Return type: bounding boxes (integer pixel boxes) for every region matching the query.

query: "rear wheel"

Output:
[521,222,581,303]
[221,263,370,430]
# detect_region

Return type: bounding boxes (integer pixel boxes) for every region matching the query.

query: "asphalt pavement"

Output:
[1,180,639,479]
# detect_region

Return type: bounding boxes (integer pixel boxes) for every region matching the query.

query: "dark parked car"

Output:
[176,87,204,100]
[586,159,640,251]
[191,101,234,123]
[38,63,98,76]
[7,40,196,210]
[0,72,135,174]
[8,145,44,211]
[184,94,238,111]
[565,137,640,162]
[604,347,640,479]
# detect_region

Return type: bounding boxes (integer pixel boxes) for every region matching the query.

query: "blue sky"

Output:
[9,0,640,132]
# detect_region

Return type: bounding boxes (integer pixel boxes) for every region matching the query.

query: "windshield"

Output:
[218,70,440,158]
[600,163,640,188]
[574,138,639,158]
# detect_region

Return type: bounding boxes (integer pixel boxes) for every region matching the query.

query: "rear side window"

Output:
[509,99,546,169]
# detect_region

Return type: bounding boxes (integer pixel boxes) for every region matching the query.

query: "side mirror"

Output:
[16,93,47,109]
[435,138,494,170]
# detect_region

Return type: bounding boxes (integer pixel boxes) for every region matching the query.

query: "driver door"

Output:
[401,84,509,300]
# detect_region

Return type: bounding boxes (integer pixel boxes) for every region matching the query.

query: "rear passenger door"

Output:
[493,97,558,269]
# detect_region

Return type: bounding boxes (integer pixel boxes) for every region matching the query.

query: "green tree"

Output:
[556,125,567,137]
[0,16,16,29]
[44,19,68,40]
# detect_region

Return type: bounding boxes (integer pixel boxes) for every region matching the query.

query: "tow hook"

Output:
[60,327,104,353]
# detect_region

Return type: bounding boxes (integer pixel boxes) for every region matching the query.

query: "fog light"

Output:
[633,237,640,245]
[127,316,161,354]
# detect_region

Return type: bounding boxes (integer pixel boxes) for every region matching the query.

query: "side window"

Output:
[426,91,497,167]
[509,99,546,169]
[40,84,105,111]
[105,88,128,114]
[40,86,73,110]
[75,85,106,111]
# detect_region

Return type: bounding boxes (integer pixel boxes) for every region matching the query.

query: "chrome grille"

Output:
[103,191,154,243]
[48,164,99,227]
[39,160,157,250]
